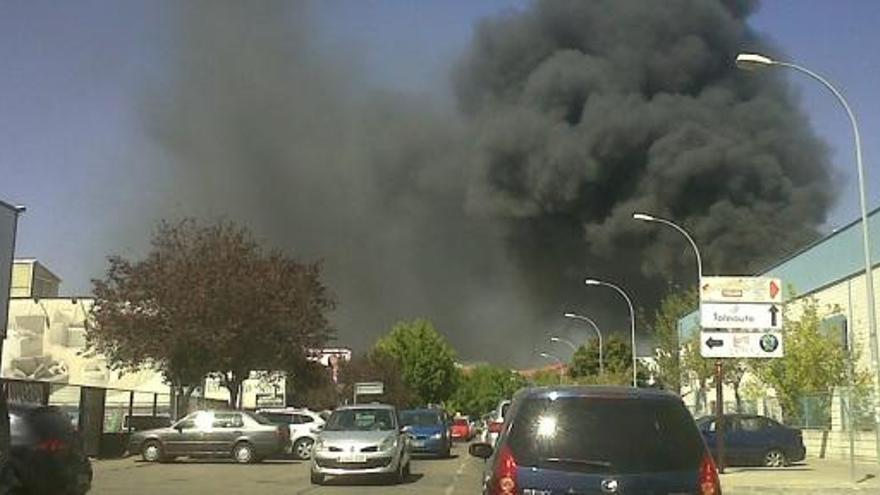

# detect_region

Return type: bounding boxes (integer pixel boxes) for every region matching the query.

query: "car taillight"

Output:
[698,453,721,495]
[490,444,518,495]
[36,438,67,454]
[488,421,503,434]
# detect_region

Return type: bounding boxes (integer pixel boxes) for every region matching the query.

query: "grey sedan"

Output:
[128,410,289,463]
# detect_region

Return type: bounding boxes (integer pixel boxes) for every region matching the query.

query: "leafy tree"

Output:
[749,298,852,423]
[447,366,526,417]
[287,361,339,411]
[647,287,697,394]
[88,219,335,412]
[569,334,633,378]
[681,332,716,414]
[529,368,565,386]
[373,319,459,405]
[338,353,417,408]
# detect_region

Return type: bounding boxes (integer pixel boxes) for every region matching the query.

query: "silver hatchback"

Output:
[310,404,411,485]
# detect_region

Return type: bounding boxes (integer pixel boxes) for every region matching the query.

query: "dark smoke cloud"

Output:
[144,0,834,365]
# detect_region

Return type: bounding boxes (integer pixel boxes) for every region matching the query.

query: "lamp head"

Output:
[735,53,775,71]
[632,213,655,222]
[584,279,601,286]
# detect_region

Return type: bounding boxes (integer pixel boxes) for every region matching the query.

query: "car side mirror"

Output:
[469,442,493,460]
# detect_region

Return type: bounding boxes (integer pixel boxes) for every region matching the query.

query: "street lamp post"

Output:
[550,336,578,353]
[563,312,604,376]
[737,52,880,465]
[584,279,637,387]
[539,351,565,384]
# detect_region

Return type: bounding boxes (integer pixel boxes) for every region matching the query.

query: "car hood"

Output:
[319,430,396,449]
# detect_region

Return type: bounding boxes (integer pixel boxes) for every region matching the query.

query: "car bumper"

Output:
[312,452,399,475]
[409,437,446,454]
[790,445,806,462]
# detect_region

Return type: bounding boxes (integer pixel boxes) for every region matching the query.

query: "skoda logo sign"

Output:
[600,478,619,494]
[760,334,779,352]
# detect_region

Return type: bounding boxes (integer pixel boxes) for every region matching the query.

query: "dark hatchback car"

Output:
[6,402,92,495]
[399,408,451,458]
[698,414,805,468]
[469,386,720,495]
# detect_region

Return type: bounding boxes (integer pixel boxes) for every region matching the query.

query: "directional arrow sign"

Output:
[701,331,784,358]
[700,277,782,304]
[701,303,783,330]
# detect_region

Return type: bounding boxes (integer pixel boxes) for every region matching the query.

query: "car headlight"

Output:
[431,433,443,440]
[380,436,398,451]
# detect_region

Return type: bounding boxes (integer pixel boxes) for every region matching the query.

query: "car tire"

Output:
[293,438,314,460]
[310,470,324,485]
[233,442,255,464]
[141,440,163,463]
[763,448,787,468]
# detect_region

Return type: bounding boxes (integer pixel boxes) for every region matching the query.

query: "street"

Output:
[91,443,486,495]
[89,445,880,495]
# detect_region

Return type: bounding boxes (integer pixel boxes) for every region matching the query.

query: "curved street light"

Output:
[584,279,637,387]
[736,52,880,464]
[549,336,578,353]
[563,312,604,376]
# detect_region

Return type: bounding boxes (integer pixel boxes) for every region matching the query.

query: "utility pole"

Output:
[715,359,725,473]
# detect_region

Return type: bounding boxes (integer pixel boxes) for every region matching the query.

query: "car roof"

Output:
[335,403,396,411]
[516,385,680,401]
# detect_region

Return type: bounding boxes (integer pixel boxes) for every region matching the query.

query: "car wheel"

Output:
[310,470,324,485]
[293,438,315,460]
[233,442,255,464]
[763,448,787,468]
[141,440,163,463]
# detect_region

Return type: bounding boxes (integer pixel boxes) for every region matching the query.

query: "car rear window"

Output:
[506,396,703,474]
[27,407,76,440]
[400,411,440,427]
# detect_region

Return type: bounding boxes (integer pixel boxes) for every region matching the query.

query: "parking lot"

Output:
[91,443,485,495]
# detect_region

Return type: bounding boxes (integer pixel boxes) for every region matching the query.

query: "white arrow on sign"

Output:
[700,302,782,330]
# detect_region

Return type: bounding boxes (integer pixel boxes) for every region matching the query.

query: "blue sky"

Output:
[1,0,878,294]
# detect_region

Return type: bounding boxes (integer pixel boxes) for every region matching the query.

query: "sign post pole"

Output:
[715,359,725,474]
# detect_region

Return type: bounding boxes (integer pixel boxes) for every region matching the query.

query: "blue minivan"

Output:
[469,386,720,495]
[400,408,452,458]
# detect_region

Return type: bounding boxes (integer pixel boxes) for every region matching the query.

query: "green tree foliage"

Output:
[447,366,526,417]
[88,219,335,411]
[647,287,697,393]
[529,368,565,386]
[749,298,851,423]
[569,334,633,378]
[373,319,458,405]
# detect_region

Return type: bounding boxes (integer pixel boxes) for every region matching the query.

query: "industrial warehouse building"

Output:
[679,206,880,460]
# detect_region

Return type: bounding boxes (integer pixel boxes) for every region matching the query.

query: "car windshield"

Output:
[400,411,441,427]
[325,409,395,431]
[506,397,704,473]
[244,412,274,425]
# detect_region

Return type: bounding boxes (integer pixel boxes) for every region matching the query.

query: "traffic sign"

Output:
[700,276,782,304]
[700,331,783,358]
[701,302,782,330]
[354,382,384,396]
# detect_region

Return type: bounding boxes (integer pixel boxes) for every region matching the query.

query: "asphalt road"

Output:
[91,443,486,495]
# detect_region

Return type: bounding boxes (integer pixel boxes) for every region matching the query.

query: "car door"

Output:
[208,412,245,455]
[723,416,750,465]
[737,416,772,464]
[165,413,209,456]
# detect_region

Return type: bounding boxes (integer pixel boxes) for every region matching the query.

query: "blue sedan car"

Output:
[399,408,452,458]
[698,414,806,467]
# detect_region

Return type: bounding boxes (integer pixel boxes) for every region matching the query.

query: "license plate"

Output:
[339,454,367,463]
[412,440,425,448]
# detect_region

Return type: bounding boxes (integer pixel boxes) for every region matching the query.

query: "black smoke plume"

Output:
[145,0,834,365]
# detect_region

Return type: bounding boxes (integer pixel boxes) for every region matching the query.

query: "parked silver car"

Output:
[310,404,411,485]
[128,410,288,464]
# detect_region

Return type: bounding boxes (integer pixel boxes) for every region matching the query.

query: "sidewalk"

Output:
[721,458,879,494]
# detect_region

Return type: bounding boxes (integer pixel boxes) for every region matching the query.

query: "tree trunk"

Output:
[734,382,742,413]
[223,372,245,409]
